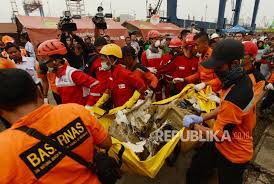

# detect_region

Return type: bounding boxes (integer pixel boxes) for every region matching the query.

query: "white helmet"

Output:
[210,33,220,39]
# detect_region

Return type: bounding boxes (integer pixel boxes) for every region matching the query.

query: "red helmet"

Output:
[243,41,258,58]
[38,39,67,56]
[169,37,183,48]
[185,33,195,45]
[147,30,160,39]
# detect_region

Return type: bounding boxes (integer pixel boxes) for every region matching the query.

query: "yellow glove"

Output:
[123,90,141,109]
[108,105,126,115]
[108,91,141,115]
[95,93,110,107]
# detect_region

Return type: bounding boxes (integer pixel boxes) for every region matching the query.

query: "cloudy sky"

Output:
[1,0,273,28]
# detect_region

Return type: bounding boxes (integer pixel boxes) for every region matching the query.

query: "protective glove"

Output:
[207,94,221,104]
[147,67,157,74]
[265,83,274,90]
[173,78,185,83]
[44,98,49,104]
[95,93,110,107]
[194,82,206,91]
[183,115,203,128]
[123,90,141,108]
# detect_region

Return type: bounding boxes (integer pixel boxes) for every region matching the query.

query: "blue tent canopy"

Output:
[222,24,249,33]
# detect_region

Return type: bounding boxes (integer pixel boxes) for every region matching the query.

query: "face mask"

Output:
[196,53,202,57]
[160,39,166,46]
[101,61,111,71]
[48,67,55,72]
[48,59,64,72]
[214,66,244,89]
[155,40,161,47]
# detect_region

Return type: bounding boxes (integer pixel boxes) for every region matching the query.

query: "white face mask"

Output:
[48,67,55,72]
[155,40,161,47]
[160,39,166,46]
[196,53,202,57]
[101,61,111,71]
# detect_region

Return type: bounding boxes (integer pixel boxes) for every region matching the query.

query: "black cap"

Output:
[202,39,244,69]
[94,37,108,47]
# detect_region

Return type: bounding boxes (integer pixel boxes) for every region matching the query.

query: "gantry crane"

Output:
[65,0,86,17]
[10,0,19,22]
[23,0,44,17]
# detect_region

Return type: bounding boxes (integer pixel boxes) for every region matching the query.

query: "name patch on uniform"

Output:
[20,118,90,179]
[118,84,126,89]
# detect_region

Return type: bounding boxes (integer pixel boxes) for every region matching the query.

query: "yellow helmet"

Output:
[100,44,122,58]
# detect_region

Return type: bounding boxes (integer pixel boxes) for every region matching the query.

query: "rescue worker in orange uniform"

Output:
[121,45,158,89]
[241,41,274,112]
[158,37,199,94]
[98,44,147,108]
[141,30,166,101]
[183,40,265,184]
[182,32,221,92]
[242,41,269,86]
[0,68,111,183]
[37,39,101,106]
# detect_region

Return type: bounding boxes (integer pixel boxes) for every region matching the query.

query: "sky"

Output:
[0,0,273,28]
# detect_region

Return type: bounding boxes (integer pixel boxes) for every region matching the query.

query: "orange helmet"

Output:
[38,39,67,56]
[2,35,14,44]
[169,37,184,48]
[243,41,258,58]
[0,58,16,69]
[147,30,160,39]
[185,33,195,45]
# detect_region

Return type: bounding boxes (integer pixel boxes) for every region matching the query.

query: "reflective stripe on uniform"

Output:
[90,80,99,88]
[146,49,163,60]
[90,93,101,97]
[56,66,78,87]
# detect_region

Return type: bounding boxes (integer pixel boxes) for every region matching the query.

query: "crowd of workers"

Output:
[0,27,273,184]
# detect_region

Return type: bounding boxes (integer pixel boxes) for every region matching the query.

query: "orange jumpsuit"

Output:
[185,47,221,92]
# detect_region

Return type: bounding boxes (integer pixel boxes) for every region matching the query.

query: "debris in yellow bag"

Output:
[124,141,146,153]
[97,84,219,178]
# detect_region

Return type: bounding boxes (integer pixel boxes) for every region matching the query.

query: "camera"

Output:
[58,11,77,32]
[92,6,107,30]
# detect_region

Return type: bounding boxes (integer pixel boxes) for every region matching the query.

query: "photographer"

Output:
[58,11,89,70]
[60,31,89,70]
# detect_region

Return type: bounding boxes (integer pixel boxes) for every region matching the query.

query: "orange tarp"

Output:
[122,20,182,39]
[16,15,128,47]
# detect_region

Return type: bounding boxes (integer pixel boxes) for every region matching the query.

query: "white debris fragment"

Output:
[124,140,146,153]
[115,110,129,125]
